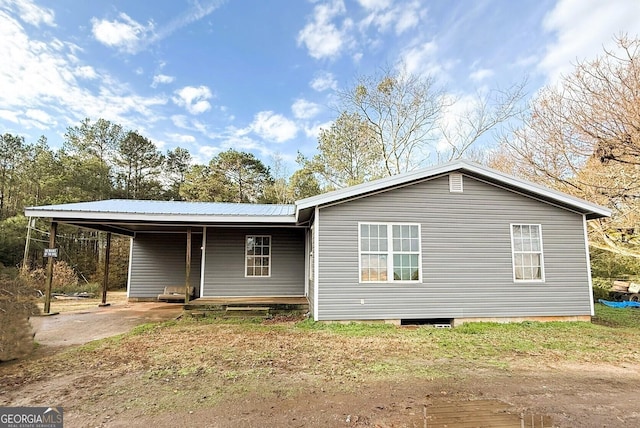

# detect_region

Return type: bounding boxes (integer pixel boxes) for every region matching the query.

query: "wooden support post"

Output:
[99,232,111,307]
[43,221,57,314]
[22,217,33,274]
[185,227,192,304]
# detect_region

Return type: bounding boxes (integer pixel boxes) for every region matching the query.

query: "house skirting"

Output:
[319,315,592,326]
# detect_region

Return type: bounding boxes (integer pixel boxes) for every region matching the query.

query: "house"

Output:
[25,160,610,324]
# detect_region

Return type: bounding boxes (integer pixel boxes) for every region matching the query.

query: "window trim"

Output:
[510,223,545,283]
[358,222,422,284]
[245,235,272,278]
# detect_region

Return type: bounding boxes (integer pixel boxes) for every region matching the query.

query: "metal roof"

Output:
[296,160,611,221]
[25,200,297,232]
[27,199,295,216]
[24,161,611,236]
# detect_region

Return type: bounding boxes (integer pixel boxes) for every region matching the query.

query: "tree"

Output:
[496,35,640,257]
[336,64,526,178]
[181,149,273,203]
[64,118,124,199]
[114,131,164,199]
[164,147,192,200]
[302,112,380,188]
[288,167,322,200]
[0,134,28,219]
[262,154,294,204]
[338,65,447,176]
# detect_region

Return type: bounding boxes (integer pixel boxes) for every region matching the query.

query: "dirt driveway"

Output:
[30,301,183,348]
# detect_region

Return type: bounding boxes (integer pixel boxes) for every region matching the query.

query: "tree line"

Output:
[2,35,639,284]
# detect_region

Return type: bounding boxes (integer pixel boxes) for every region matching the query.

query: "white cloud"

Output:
[2,0,56,27]
[251,111,298,143]
[297,0,351,60]
[358,0,422,35]
[399,41,442,77]
[310,71,338,91]
[91,13,153,54]
[172,85,212,115]
[171,114,190,129]
[198,145,219,161]
[357,0,392,11]
[91,1,225,55]
[167,132,196,143]
[469,68,494,82]
[151,74,175,88]
[292,99,321,120]
[0,10,166,133]
[304,120,333,139]
[75,65,98,80]
[25,108,53,123]
[540,0,640,81]
[0,109,19,123]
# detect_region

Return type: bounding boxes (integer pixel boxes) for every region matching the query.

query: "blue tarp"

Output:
[598,299,640,308]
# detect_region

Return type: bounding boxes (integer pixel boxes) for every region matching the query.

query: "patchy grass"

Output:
[2,305,640,427]
[592,302,640,328]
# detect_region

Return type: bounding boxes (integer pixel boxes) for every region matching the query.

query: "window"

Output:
[510,224,544,281]
[246,235,270,277]
[359,223,421,282]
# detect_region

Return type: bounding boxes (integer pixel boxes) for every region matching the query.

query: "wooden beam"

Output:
[100,232,111,307]
[43,221,57,314]
[185,227,192,304]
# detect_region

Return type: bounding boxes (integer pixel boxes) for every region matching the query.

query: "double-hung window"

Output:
[246,235,271,277]
[359,223,421,282]
[510,224,544,281]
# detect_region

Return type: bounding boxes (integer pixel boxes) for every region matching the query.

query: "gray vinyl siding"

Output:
[316,174,591,321]
[129,232,202,298]
[203,227,305,296]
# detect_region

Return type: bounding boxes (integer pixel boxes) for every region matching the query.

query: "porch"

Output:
[184,296,309,315]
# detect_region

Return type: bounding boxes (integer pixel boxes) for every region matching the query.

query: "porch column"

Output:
[43,221,57,314]
[99,232,111,307]
[185,227,192,304]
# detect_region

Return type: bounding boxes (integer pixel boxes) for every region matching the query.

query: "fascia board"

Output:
[23,208,297,224]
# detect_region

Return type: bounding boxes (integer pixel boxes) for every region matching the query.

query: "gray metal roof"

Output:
[25,200,297,232]
[27,199,295,216]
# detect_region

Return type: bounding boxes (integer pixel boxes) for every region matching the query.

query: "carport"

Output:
[24,199,308,314]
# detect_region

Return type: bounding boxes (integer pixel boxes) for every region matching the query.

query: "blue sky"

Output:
[1,0,639,171]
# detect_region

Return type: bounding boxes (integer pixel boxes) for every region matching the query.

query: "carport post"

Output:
[99,232,111,307]
[43,221,57,314]
[185,227,192,304]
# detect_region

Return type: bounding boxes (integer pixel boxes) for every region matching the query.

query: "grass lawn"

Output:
[2,302,639,427]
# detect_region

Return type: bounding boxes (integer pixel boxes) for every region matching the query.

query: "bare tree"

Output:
[438,81,527,162]
[338,64,527,176]
[496,35,640,256]
[338,64,448,176]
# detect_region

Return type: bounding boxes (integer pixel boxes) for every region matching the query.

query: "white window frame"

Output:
[510,224,545,283]
[245,235,271,278]
[358,222,422,283]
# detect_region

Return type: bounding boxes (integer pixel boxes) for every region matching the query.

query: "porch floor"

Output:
[184,296,309,313]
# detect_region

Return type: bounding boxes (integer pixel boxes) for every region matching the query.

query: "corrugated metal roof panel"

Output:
[27,199,296,217]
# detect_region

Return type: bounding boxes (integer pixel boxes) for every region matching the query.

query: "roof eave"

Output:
[294,160,611,220]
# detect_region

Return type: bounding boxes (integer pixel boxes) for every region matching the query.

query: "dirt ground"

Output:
[30,297,183,348]
[1,300,639,427]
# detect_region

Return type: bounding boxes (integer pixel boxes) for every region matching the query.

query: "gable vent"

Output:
[449,173,463,192]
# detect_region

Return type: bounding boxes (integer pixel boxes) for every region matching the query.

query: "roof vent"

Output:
[449,173,463,193]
